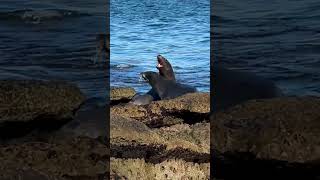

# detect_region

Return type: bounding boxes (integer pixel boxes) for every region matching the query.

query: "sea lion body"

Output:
[213,65,283,111]
[130,55,175,105]
[141,71,197,100]
[129,93,154,105]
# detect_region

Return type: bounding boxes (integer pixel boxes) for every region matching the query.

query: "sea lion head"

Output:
[140,71,162,87]
[156,55,175,81]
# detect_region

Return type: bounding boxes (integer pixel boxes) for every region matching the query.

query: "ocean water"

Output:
[110,0,210,93]
[213,0,320,96]
[0,0,107,100]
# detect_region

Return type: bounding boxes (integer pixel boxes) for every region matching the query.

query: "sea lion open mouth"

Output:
[156,55,176,81]
[140,72,148,82]
[156,55,165,69]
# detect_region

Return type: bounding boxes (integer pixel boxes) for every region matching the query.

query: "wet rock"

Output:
[0,80,85,123]
[111,92,209,127]
[211,96,320,178]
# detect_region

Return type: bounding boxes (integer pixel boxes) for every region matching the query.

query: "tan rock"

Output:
[110,158,209,180]
[211,96,320,163]
[0,80,85,123]
[110,87,135,101]
[111,92,210,126]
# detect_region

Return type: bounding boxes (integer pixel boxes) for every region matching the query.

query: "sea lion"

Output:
[141,71,197,100]
[212,65,283,111]
[130,55,176,105]
[128,93,154,105]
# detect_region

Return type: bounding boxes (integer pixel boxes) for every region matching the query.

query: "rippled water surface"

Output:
[0,0,107,99]
[110,0,210,93]
[214,0,320,96]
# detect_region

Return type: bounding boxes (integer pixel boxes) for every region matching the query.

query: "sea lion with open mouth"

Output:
[141,71,197,100]
[156,55,175,81]
[129,55,176,105]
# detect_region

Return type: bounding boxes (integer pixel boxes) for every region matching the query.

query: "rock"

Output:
[0,80,85,123]
[110,115,209,163]
[110,158,209,179]
[154,123,210,154]
[110,87,135,101]
[211,96,320,163]
[0,137,108,179]
[111,92,209,127]
[110,91,210,178]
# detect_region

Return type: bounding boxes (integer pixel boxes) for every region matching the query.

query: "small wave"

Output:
[0,9,90,24]
[111,64,135,69]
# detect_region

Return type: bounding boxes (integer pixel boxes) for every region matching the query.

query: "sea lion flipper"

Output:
[129,93,153,105]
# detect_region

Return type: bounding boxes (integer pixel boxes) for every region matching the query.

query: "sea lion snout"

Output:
[141,71,159,82]
[140,72,147,81]
[140,71,155,81]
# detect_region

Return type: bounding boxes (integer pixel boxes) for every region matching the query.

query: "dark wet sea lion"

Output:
[130,55,176,105]
[212,65,283,111]
[141,71,197,100]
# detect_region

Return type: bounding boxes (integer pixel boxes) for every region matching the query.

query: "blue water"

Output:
[0,0,107,99]
[110,0,210,93]
[213,0,320,96]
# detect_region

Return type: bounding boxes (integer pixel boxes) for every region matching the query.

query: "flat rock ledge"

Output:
[111,92,210,127]
[211,96,320,179]
[110,87,135,103]
[110,88,210,179]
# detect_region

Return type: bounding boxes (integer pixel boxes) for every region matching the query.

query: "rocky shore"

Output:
[110,87,210,179]
[211,96,320,179]
[111,88,320,179]
[1,81,318,179]
[0,80,108,179]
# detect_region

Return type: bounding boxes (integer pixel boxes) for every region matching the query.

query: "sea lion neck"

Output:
[142,71,165,94]
[157,55,176,81]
